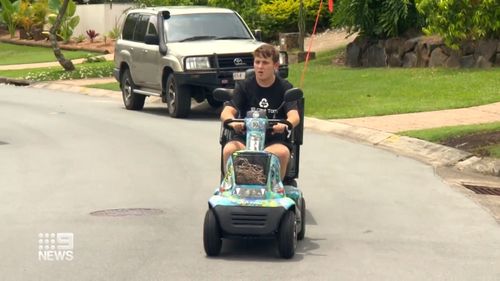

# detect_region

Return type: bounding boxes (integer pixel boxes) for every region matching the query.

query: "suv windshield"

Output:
[165,13,252,43]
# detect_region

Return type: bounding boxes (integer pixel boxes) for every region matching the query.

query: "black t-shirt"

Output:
[228,75,298,119]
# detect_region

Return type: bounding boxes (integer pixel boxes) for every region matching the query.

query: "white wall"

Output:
[74,3,132,38]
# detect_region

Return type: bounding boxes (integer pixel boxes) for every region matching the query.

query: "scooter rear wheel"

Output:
[298,197,306,240]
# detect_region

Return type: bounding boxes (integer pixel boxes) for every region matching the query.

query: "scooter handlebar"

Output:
[223,118,245,130]
[223,118,293,137]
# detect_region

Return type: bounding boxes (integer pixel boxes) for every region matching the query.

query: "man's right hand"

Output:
[229,122,245,134]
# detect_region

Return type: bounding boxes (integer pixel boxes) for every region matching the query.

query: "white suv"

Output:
[114,6,289,118]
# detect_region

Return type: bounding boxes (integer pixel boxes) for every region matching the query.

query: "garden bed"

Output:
[0,33,114,54]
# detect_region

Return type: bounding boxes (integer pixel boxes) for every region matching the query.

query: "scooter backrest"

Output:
[213,88,234,102]
[284,88,303,102]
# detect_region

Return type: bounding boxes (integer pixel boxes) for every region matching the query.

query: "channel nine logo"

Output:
[38,232,74,261]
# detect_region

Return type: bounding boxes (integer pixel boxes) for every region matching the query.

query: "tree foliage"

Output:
[331,0,425,38]
[416,0,500,48]
[258,0,331,40]
[208,0,260,30]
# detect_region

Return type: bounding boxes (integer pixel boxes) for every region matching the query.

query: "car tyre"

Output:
[121,69,145,110]
[166,74,191,118]
[278,210,297,259]
[297,197,306,240]
[203,209,222,256]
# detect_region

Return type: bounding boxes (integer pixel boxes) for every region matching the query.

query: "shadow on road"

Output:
[137,101,222,121]
[208,236,323,262]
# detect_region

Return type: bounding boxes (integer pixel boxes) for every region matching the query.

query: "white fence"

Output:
[74,3,133,38]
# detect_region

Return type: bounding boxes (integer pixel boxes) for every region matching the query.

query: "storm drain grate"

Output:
[90,208,164,217]
[463,184,500,196]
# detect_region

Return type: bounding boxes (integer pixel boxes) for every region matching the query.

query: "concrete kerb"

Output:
[305,117,500,178]
[30,81,122,99]
[10,80,500,178]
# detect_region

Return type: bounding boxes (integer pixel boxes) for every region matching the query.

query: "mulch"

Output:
[0,33,114,54]
[441,131,500,157]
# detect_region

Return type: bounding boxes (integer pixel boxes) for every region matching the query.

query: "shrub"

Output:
[258,0,332,41]
[74,34,86,43]
[416,0,499,48]
[86,29,99,43]
[24,61,114,81]
[107,26,120,40]
[47,0,80,43]
[83,53,106,63]
[331,0,425,38]
[0,0,19,38]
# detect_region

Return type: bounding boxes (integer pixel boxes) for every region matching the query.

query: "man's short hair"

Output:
[253,44,279,64]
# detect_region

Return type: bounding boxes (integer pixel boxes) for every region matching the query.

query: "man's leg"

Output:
[222,140,245,171]
[264,143,290,180]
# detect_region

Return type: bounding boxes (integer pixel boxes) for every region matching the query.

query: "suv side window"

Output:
[133,14,149,42]
[146,15,157,36]
[122,13,139,41]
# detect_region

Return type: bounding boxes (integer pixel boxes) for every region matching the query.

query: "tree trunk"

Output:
[49,0,75,71]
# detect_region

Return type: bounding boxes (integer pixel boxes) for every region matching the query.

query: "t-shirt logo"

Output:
[259,98,269,108]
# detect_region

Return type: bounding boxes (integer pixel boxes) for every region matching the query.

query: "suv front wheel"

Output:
[121,69,145,110]
[166,74,191,118]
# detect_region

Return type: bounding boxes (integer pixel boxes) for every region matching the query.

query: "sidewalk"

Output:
[333,103,500,133]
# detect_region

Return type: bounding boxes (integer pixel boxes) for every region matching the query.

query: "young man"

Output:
[220,44,300,180]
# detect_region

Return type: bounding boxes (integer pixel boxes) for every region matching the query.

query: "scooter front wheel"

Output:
[278,210,297,259]
[203,209,222,256]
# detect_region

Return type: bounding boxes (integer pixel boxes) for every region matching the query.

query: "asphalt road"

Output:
[1,85,499,281]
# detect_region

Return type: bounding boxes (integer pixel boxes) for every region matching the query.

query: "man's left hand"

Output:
[272,123,289,134]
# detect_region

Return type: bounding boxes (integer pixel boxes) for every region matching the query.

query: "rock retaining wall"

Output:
[346,36,500,68]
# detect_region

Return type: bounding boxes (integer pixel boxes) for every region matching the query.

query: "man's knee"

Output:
[265,144,290,161]
[223,141,245,156]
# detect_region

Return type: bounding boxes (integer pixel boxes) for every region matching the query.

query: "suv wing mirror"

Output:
[254,29,262,41]
[213,88,234,102]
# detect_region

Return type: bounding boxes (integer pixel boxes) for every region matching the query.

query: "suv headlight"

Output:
[185,57,211,70]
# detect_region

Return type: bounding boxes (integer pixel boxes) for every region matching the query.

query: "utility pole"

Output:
[298,0,305,52]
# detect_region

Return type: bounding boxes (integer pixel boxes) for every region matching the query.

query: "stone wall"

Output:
[346,36,500,68]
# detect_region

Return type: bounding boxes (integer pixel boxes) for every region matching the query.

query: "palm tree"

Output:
[49,0,74,71]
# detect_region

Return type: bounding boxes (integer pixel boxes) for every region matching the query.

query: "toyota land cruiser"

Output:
[114,6,289,118]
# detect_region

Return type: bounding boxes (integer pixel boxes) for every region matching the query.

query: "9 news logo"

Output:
[38,232,74,261]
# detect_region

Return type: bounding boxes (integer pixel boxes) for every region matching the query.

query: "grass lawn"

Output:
[401,122,500,158]
[288,49,500,119]
[0,42,100,65]
[87,82,120,91]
